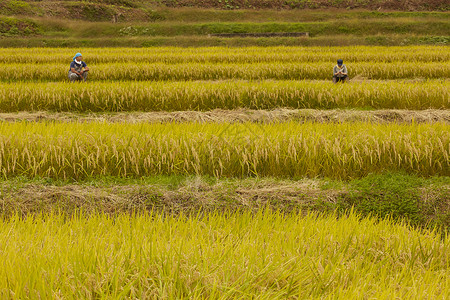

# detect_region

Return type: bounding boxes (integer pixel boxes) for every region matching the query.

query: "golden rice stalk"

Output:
[0,121,447,179]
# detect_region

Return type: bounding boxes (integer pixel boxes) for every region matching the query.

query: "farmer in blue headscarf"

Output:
[333,59,348,83]
[69,53,89,82]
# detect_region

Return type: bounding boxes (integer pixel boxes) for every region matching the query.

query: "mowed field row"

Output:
[1,80,448,112]
[1,46,449,63]
[3,62,449,81]
[0,122,448,179]
[1,109,449,124]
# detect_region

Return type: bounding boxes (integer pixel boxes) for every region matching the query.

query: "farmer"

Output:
[69,53,89,82]
[333,59,348,83]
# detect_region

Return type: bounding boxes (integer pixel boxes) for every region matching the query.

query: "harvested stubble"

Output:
[1,109,449,124]
[0,46,448,64]
[0,176,448,225]
[0,80,447,112]
[0,122,448,179]
[1,62,448,81]
[0,211,449,298]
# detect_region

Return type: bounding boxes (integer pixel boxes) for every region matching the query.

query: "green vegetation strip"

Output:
[1,62,449,81]
[0,121,448,179]
[0,80,448,112]
[111,20,450,37]
[1,11,448,46]
[158,0,449,10]
[5,17,449,37]
[21,18,450,37]
[1,173,448,228]
[2,35,448,47]
[0,210,448,298]
[53,20,449,37]
[0,16,40,36]
[2,1,449,20]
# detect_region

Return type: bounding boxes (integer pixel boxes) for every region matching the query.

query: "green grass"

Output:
[1,173,448,228]
[0,210,448,298]
[0,16,40,36]
[28,18,450,40]
[121,9,450,23]
[157,0,450,11]
[335,173,450,227]
[0,8,448,46]
[3,1,449,19]
[2,34,449,47]
[74,20,448,37]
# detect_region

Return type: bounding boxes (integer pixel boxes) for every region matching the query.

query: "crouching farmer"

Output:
[333,59,348,83]
[69,53,89,82]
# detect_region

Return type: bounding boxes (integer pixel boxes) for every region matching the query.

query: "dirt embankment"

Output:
[1,0,448,24]
[162,0,449,11]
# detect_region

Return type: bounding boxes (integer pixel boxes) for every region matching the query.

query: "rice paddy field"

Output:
[0,211,449,299]
[0,45,449,298]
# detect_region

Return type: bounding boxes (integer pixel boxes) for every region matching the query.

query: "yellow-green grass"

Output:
[0,121,448,179]
[0,210,448,298]
[2,61,448,81]
[0,80,447,112]
[0,46,448,64]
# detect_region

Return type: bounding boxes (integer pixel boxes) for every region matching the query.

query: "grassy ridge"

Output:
[5,16,449,37]
[84,20,450,37]
[0,16,39,36]
[10,0,450,10]
[0,0,448,22]
[0,80,448,112]
[1,174,448,228]
[2,1,448,21]
[0,121,448,179]
[1,3,448,47]
[4,35,448,47]
[0,211,448,298]
[161,0,450,10]
[2,17,448,47]
[1,11,449,47]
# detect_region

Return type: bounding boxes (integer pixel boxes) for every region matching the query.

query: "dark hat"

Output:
[337,59,343,65]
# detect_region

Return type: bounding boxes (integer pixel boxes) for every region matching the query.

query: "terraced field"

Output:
[0,45,449,298]
[1,46,448,179]
[1,46,448,183]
